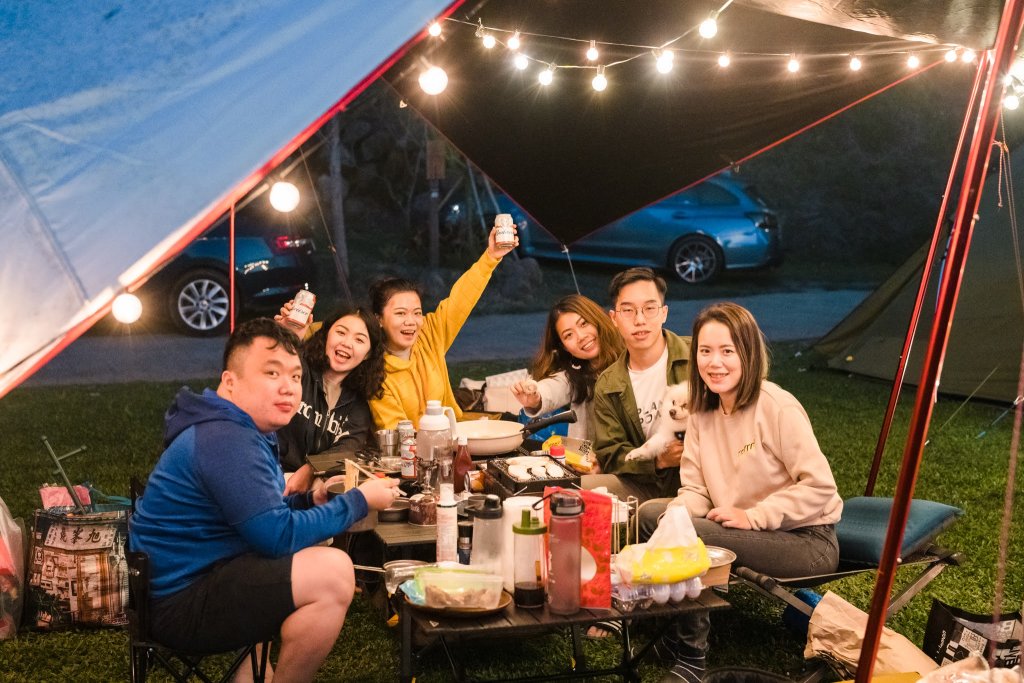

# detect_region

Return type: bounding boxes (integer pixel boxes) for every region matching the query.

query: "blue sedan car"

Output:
[491,175,782,284]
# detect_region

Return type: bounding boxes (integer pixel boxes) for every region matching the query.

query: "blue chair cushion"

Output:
[836,497,962,567]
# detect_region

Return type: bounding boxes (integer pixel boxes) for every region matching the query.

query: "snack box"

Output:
[415,567,503,610]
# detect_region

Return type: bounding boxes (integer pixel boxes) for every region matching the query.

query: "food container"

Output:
[378,497,410,523]
[702,546,737,587]
[384,559,430,594]
[409,493,437,526]
[416,567,504,610]
[326,482,378,532]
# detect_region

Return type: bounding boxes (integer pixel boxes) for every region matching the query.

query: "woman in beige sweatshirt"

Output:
[643,302,842,683]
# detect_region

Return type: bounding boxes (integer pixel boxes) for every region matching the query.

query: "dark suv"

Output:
[141,213,319,335]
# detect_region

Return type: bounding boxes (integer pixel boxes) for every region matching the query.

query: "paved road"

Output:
[23,289,868,387]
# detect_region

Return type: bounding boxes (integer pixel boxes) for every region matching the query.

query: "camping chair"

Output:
[731,496,964,681]
[127,477,270,682]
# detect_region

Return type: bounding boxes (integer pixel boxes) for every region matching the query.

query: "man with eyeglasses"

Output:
[588,267,691,503]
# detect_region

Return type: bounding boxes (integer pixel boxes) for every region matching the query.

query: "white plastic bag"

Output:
[616,504,710,584]
[0,496,26,639]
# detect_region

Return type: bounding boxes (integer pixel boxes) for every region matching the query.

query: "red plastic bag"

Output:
[0,496,26,640]
[544,487,612,609]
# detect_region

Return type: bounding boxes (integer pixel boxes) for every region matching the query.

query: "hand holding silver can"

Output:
[285,289,316,329]
[494,213,516,249]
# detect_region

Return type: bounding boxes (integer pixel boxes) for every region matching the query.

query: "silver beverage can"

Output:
[494,214,516,249]
[285,289,316,328]
[398,420,417,480]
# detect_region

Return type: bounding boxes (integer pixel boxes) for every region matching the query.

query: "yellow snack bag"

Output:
[617,540,711,584]
[541,434,563,451]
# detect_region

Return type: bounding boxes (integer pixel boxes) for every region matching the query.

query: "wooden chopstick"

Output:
[346,458,408,496]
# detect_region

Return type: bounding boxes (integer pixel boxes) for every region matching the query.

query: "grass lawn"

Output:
[0,348,1020,681]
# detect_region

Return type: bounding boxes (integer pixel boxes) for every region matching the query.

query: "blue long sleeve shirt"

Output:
[129,388,368,599]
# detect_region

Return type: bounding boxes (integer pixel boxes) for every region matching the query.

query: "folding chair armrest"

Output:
[733,566,815,617]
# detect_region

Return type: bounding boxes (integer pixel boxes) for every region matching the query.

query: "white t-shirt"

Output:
[628,346,669,439]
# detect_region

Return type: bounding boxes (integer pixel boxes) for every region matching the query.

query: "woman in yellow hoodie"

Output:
[369,226,517,429]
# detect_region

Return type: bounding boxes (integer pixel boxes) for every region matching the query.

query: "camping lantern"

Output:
[112,293,142,324]
[269,181,300,212]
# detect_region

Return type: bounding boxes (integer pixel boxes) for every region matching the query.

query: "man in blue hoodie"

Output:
[130,318,399,681]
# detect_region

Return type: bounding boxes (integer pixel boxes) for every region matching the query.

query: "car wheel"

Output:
[168,269,231,335]
[669,236,723,284]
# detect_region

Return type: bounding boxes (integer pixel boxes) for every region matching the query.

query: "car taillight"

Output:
[746,212,778,231]
[272,235,312,252]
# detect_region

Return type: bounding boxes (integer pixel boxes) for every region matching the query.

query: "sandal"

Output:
[584,620,622,639]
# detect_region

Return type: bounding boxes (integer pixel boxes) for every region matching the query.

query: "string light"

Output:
[698,16,718,39]
[427,9,969,96]
[655,50,674,74]
[418,65,449,95]
[1005,94,1021,110]
[269,181,300,212]
[1011,59,1024,79]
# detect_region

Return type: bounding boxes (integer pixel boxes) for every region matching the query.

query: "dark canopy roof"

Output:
[385,0,1004,244]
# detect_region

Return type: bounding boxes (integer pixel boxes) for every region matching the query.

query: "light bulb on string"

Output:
[699,16,718,39]
[592,65,607,91]
[787,55,800,73]
[418,65,448,95]
[1005,94,1020,110]
[945,48,958,62]
[269,181,300,212]
[586,40,599,61]
[482,33,496,49]
[907,54,920,68]
[538,65,554,85]
[655,50,674,74]
[507,31,521,50]
[513,53,529,70]
[428,21,442,37]
[112,293,143,324]
[849,56,862,71]
[718,52,731,68]
[961,49,976,63]
[1011,59,1024,79]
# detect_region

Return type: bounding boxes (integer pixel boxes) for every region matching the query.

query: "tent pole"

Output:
[863,50,988,497]
[855,1,1024,679]
[229,203,236,333]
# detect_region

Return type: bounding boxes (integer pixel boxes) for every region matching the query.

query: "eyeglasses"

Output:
[615,303,663,319]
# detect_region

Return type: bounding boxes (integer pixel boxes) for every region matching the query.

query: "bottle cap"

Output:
[513,508,547,534]
[549,445,565,456]
[471,494,503,520]
[458,435,468,446]
[550,490,584,516]
[438,485,456,506]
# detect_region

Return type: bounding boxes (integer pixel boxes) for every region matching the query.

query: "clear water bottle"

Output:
[469,495,503,575]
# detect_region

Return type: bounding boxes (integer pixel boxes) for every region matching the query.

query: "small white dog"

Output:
[625,382,690,462]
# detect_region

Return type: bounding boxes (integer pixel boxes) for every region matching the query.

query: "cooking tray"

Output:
[486,454,580,495]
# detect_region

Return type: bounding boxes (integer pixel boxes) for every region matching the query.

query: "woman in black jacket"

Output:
[277,307,386,494]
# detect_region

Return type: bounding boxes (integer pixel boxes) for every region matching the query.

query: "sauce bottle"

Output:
[453,435,474,494]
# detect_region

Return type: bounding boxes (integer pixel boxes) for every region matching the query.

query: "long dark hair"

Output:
[532,294,624,404]
[688,302,770,414]
[303,307,386,401]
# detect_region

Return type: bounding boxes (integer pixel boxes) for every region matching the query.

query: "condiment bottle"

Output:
[416,400,455,492]
[547,491,584,615]
[457,521,473,564]
[548,444,566,466]
[469,494,503,575]
[512,509,547,608]
[399,420,417,481]
[435,488,458,563]
[453,435,474,494]
[436,443,455,503]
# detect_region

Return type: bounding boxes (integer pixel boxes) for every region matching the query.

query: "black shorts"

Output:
[150,553,295,653]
